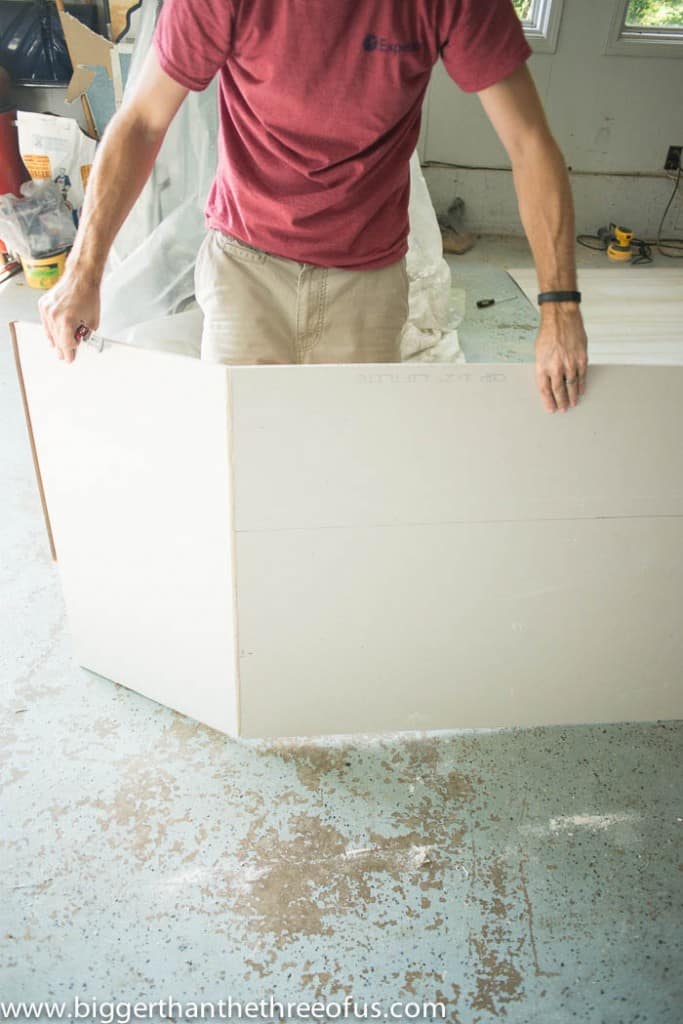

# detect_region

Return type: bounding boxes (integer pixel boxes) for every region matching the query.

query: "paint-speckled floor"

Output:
[2,241,682,1023]
[446,234,609,364]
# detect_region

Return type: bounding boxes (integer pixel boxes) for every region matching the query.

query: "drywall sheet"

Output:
[507,267,683,364]
[13,323,238,736]
[229,363,683,529]
[236,518,683,737]
[229,362,683,738]
[13,324,683,738]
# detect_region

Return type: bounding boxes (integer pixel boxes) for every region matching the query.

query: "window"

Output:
[512,0,535,22]
[607,0,683,55]
[511,0,565,54]
[624,0,683,30]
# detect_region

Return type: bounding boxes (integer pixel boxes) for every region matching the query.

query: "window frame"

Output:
[606,0,683,58]
[518,0,566,55]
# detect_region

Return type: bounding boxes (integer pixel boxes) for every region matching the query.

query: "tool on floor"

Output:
[577,223,652,265]
[476,296,515,309]
[598,224,639,262]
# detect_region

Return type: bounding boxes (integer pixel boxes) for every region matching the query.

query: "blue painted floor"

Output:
[2,243,681,1023]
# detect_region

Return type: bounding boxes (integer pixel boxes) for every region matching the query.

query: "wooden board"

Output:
[13,323,239,736]
[507,267,683,364]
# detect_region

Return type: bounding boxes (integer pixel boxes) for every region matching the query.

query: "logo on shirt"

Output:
[363,33,420,55]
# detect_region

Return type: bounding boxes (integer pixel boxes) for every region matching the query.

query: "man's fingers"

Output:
[537,363,588,412]
[55,336,79,363]
[535,313,588,412]
[38,286,93,364]
[551,371,569,413]
[578,358,588,397]
[38,299,53,346]
[565,373,579,408]
[537,374,557,413]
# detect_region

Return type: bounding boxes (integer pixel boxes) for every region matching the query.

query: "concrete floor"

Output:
[446,234,609,364]
[1,241,682,1022]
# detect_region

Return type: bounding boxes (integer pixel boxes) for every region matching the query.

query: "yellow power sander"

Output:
[597,224,640,262]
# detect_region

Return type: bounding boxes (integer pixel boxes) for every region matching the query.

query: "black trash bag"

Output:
[0,0,98,84]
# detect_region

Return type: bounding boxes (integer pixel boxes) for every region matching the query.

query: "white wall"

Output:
[421,0,683,237]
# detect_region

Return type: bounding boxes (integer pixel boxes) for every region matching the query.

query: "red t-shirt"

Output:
[153,0,530,270]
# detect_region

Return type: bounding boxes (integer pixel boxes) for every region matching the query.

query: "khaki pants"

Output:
[195,229,408,365]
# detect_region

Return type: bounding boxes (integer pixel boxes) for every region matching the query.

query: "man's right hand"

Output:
[38,272,101,364]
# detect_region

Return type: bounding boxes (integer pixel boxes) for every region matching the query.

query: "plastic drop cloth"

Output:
[100,0,463,362]
[99,0,217,336]
[403,156,464,363]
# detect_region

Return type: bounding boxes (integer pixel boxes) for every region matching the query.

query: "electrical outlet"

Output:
[665,145,682,171]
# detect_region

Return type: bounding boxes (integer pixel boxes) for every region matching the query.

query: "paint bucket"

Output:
[20,248,70,290]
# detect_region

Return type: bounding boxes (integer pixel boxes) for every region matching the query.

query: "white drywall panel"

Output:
[14,325,683,739]
[229,363,683,533]
[508,268,683,364]
[236,515,683,738]
[14,323,238,736]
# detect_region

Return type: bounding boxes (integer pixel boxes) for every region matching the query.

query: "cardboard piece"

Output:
[109,0,142,43]
[58,9,126,136]
[59,11,116,104]
[12,322,683,738]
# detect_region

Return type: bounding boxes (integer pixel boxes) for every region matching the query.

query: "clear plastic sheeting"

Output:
[99,0,218,336]
[100,0,462,363]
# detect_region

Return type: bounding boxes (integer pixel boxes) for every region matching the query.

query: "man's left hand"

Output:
[535,307,588,413]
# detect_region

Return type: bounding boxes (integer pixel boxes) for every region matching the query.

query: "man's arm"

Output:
[39,49,189,362]
[478,65,588,413]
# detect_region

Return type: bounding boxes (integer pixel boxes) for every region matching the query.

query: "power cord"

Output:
[576,232,652,265]
[577,167,683,264]
[656,165,683,259]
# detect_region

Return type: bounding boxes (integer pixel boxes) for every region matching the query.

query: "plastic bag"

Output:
[16,111,97,227]
[0,179,76,258]
[401,154,463,362]
[0,0,98,84]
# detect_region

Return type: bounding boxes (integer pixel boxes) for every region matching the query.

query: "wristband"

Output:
[537,290,582,305]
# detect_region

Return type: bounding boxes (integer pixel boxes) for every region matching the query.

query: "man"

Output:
[40,0,588,413]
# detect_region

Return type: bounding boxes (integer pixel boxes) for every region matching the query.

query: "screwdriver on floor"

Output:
[476,296,516,309]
